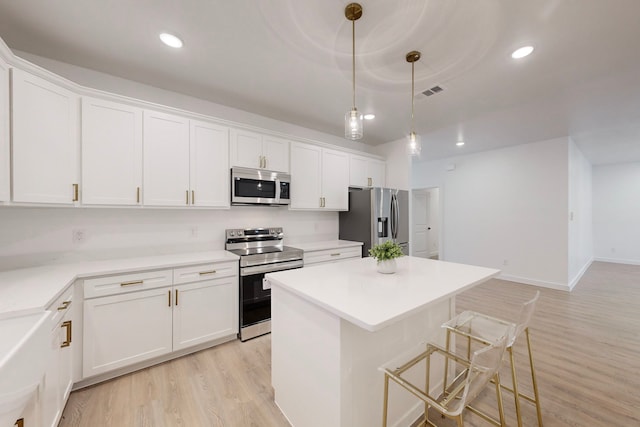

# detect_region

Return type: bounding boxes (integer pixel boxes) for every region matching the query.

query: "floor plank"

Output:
[60,261,640,426]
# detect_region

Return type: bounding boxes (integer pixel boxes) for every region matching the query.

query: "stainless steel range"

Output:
[225,227,303,341]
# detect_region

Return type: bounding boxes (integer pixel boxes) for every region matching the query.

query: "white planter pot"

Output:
[376,258,397,274]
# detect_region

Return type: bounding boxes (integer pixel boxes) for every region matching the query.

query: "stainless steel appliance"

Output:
[339,187,409,257]
[225,227,303,341]
[231,167,291,206]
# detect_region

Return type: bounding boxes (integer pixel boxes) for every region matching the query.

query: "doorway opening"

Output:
[411,187,441,260]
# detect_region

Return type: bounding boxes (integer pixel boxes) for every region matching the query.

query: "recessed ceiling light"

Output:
[159,33,183,48]
[364,114,375,120]
[511,46,534,59]
[456,141,465,146]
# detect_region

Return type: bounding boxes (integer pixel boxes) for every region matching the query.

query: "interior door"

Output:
[412,190,429,258]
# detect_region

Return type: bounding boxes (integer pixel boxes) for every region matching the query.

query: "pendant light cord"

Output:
[352,17,356,109]
[411,60,415,134]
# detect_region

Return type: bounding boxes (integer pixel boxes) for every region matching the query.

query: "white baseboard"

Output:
[594,256,640,266]
[568,257,594,291]
[498,273,571,292]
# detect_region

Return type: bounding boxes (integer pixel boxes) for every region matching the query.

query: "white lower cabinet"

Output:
[41,287,75,427]
[303,245,362,267]
[172,276,238,351]
[83,287,174,378]
[83,262,238,379]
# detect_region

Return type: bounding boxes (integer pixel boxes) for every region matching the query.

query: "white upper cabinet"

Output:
[0,58,9,202]
[81,97,143,205]
[11,68,79,204]
[349,154,386,188]
[321,148,349,210]
[143,110,190,206]
[230,129,289,172]
[189,120,229,208]
[290,142,348,211]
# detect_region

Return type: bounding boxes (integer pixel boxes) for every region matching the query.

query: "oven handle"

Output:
[240,259,304,276]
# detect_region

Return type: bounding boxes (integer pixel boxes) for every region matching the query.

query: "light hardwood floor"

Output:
[60,261,640,426]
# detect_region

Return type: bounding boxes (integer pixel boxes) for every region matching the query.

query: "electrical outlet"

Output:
[72,229,86,244]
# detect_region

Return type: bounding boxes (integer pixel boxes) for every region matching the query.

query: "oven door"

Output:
[238,260,303,341]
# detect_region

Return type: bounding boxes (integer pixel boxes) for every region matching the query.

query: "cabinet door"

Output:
[0,59,9,202]
[12,68,79,204]
[262,135,290,172]
[368,159,386,187]
[190,120,229,207]
[41,326,61,427]
[59,311,74,403]
[322,149,349,210]
[173,276,238,351]
[143,110,190,206]
[349,154,369,187]
[229,128,262,169]
[83,287,173,377]
[290,142,322,209]
[82,97,142,205]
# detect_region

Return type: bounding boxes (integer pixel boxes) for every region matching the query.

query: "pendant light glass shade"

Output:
[406,51,422,156]
[344,3,363,140]
[346,108,364,140]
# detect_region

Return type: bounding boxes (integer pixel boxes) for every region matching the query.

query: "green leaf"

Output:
[368,241,404,262]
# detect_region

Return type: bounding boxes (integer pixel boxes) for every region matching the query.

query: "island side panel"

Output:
[340,296,455,427]
[271,285,342,427]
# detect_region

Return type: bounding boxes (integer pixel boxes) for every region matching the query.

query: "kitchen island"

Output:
[266,256,499,427]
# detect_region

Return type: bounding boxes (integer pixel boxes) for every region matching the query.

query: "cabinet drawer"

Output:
[303,246,362,266]
[84,269,173,299]
[48,285,74,327]
[173,261,237,285]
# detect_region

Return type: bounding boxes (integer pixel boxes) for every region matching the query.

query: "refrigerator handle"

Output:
[391,194,398,240]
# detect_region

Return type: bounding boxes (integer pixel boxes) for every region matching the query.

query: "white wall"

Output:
[373,138,411,190]
[412,137,571,289]
[593,162,640,265]
[568,140,593,288]
[0,207,337,270]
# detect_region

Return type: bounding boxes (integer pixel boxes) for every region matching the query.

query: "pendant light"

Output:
[345,3,363,140]
[406,50,421,156]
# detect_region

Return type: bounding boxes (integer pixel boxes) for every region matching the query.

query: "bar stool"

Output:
[442,291,542,427]
[381,333,509,427]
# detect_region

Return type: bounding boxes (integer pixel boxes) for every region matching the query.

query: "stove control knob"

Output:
[238,230,244,236]
[229,231,235,237]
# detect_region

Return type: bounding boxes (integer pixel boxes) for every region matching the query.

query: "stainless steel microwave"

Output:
[231,167,291,206]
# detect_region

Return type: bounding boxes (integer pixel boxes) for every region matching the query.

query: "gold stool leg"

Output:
[455,414,464,427]
[494,373,506,427]
[383,373,390,427]
[526,328,544,426]
[443,329,451,396]
[508,347,523,427]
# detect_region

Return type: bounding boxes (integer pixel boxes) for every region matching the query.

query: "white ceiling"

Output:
[0,0,639,164]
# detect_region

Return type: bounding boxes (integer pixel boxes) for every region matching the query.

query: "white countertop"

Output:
[289,240,363,252]
[266,256,499,332]
[0,250,238,320]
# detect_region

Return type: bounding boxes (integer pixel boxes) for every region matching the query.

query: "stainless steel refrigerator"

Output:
[339,187,409,258]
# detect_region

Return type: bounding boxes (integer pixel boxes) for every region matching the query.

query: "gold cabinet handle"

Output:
[120,280,143,287]
[175,289,179,306]
[199,270,217,275]
[168,290,172,307]
[368,177,372,187]
[263,156,267,169]
[191,190,195,205]
[330,253,341,257]
[57,300,71,311]
[61,320,72,348]
[15,418,24,427]
[72,183,79,202]
[186,190,189,205]
[136,187,140,203]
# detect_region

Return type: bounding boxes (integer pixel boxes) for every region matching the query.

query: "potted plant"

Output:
[368,240,404,274]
